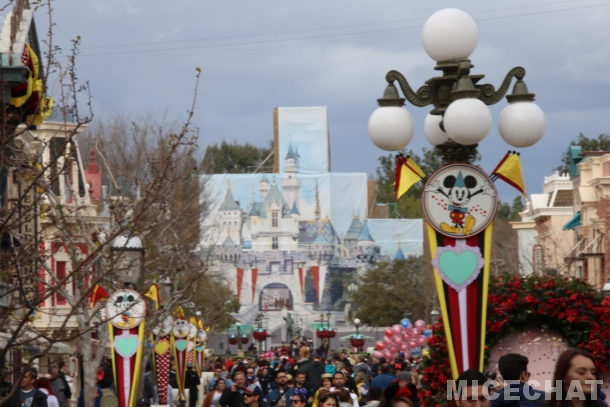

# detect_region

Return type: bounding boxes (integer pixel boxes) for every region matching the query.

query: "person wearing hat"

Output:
[243,384,264,407]
[312,374,334,407]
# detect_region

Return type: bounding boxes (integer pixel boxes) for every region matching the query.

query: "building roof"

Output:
[219,185,242,211]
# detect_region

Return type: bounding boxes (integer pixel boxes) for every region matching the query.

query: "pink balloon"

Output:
[383,350,393,360]
[375,340,386,351]
[400,344,409,352]
[418,337,427,345]
[392,325,402,334]
[415,319,426,329]
[393,335,402,345]
[385,327,394,337]
[412,328,420,336]
[373,350,384,359]
[409,340,418,349]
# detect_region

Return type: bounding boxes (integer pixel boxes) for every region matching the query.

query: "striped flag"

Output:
[395,154,427,199]
[89,284,108,307]
[491,151,526,195]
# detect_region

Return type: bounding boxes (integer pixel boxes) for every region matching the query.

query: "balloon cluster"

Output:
[260,351,275,360]
[372,318,432,360]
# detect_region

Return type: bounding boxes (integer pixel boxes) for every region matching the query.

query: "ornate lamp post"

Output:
[368,8,545,162]
[368,8,545,379]
[316,311,336,340]
[349,318,365,351]
[106,235,146,407]
[235,322,245,351]
[110,235,144,288]
[252,313,269,352]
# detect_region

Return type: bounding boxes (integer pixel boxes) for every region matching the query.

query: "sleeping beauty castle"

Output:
[199,107,423,340]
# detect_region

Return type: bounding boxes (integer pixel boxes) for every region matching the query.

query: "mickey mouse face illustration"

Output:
[423,164,497,238]
[106,289,147,329]
[172,318,190,338]
[444,173,478,206]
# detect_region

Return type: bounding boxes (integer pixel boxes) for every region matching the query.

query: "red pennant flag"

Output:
[310,266,320,303]
[298,267,304,298]
[236,268,244,301]
[89,284,108,307]
[251,268,258,302]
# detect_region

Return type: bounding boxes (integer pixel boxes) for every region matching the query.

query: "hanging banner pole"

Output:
[106,289,148,407]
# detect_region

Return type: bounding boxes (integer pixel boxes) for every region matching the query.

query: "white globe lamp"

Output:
[368,106,415,151]
[422,8,478,62]
[424,113,449,146]
[498,101,546,148]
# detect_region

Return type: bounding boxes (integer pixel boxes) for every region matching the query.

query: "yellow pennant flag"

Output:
[395,156,427,200]
[491,151,526,195]
[144,284,160,309]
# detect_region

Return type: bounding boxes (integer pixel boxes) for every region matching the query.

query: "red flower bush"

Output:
[420,274,610,407]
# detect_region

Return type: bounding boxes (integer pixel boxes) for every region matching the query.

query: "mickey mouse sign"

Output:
[423,164,497,238]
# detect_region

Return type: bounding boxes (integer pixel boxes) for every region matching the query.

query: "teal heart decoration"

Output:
[115,333,140,359]
[175,339,188,351]
[432,241,484,291]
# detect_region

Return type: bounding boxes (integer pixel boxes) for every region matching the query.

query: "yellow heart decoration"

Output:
[154,340,170,355]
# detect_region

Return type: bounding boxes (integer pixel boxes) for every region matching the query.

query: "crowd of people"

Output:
[0,361,73,407]
[199,344,607,407]
[0,345,605,407]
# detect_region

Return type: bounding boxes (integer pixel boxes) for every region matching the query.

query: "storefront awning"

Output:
[563,212,581,230]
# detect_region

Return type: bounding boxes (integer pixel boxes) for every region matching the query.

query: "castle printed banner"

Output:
[200,172,423,310]
[276,106,330,174]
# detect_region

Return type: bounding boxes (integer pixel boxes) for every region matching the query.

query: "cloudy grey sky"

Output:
[32,0,610,201]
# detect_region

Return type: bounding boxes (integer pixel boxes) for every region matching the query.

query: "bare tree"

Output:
[0,2,235,407]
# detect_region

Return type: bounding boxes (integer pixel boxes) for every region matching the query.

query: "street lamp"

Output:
[350,318,365,351]
[316,311,336,340]
[368,8,545,163]
[252,313,269,352]
[430,308,440,322]
[367,8,545,380]
[110,235,144,288]
[105,235,147,407]
[235,322,243,351]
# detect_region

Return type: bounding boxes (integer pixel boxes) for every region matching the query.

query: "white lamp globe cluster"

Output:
[368,8,546,153]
